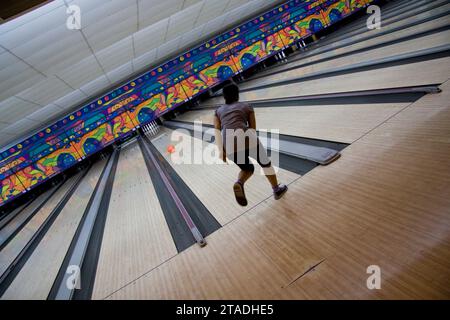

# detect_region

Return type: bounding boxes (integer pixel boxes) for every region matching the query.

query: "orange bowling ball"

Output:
[167,144,175,154]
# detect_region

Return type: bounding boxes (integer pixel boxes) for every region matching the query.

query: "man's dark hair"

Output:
[223,83,239,104]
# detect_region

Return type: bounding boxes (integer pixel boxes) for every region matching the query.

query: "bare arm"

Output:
[214,115,226,162]
[248,110,257,130]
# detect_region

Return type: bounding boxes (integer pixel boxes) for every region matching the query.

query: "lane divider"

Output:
[139,136,207,248]
[53,150,119,300]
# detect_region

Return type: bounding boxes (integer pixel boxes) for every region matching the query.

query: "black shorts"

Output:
[230,144,272,173]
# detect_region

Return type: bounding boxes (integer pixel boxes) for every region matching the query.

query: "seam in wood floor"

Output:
[283,259,327,288]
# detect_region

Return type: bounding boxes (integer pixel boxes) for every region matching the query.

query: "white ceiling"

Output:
[0,0,284,151]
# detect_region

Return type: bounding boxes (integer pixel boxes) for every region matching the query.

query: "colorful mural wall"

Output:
[0,0,374,207]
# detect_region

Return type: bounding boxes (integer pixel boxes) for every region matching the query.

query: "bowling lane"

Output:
[174,101,410,144]
[313,0,448,48]
[150,127,299,226]
[268,0,431,71]
[92,142,177,300]
[2,160,106,299]
[251,2,450,81]
[0,173,82,280]
[206,57,450,106]
[0,201,31,230]
[307,1,450,55]
[240,27,450,91]
[0,187,58,249]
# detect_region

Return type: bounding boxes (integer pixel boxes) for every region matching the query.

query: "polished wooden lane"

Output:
[150,127,300,226]
[250,3,450,81]
[0,189,53,248]
[106,80,450,300]
[250,3,450,77]
[312,0,446,45]
[0,173,82,280]
[175,102,410,144]
[240,28,450,90]
[92,142,178,300]
[238,57,450,102]
[205,57,450,106]
[2,160,106,299]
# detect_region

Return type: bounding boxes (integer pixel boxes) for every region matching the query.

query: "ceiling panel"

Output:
[156,36,181,60]
[83,5,138,53]
[182,0,203,9]
[107,61,134,86]
[133,18,168,56]
[226,0,252,11]
[16,75,72,106]
[166,3,202,41]
[56,54,104,89]
[201,15,227,38]
[178,25,205,51]
[0,0,67,34]
[0,122,10,131]
[0,4,68,50]
[132,48,157,71]
[79,0,135,30]
[1,117,40,135]
[96,35,134,72]
[0,69,45,103]
[0,132,15,147]
[53,89,87,110]
[138,0,184,30]
[16,30,91,74]
[27,103,63,122]
[0,51,28,77]
[195,0,228,27]
[0,97,42,124]
[79,74,110,97]
[0,52,46,101]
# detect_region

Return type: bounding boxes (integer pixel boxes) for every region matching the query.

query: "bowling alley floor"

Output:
[104,80,450,299]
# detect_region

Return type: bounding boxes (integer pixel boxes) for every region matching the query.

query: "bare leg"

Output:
[238,170,253,184]
[257,148,288,198]
[255,141,279,189]
[265,172,279,189]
